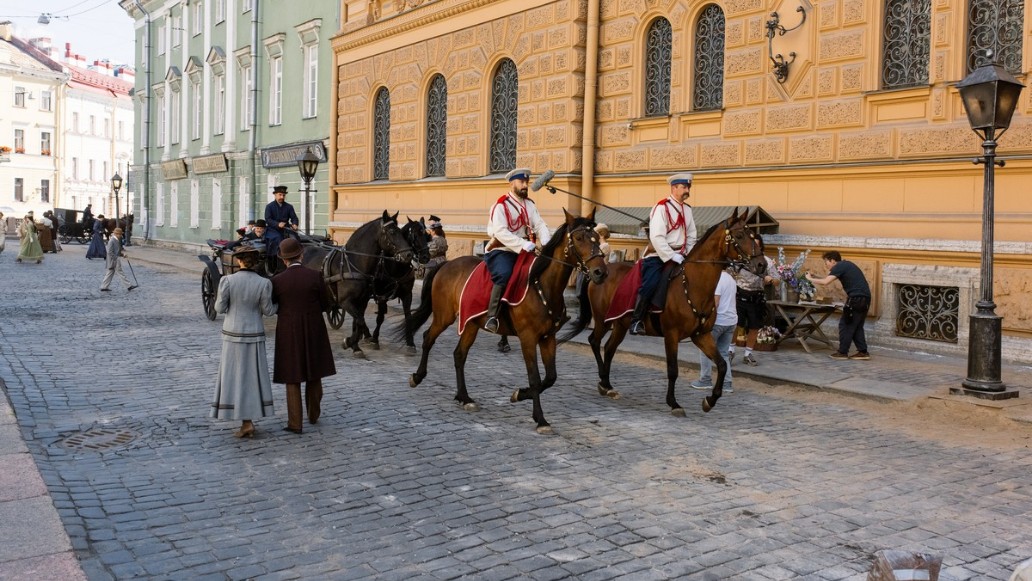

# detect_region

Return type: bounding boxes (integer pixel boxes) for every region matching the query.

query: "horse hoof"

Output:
[671,407,686,417]
[510,390,520,403]
[409,375,419,388]
[702,398,713,413]
[606,390,621,400]
[498,344,511,353]
[352,350,367,359]
[462,402,480,412]
[404,346,417,355]
[536,425,555,435]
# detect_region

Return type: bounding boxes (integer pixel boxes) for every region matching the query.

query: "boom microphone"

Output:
[530,169,556,192]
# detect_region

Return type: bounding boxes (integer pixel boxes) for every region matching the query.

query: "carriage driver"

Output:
[629,172,698,335]
[264,185,299,258]
[483,168,551,334]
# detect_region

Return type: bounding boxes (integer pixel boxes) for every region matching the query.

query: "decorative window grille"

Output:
[967,0,1023,73]
[882,0,931,89]
[373,87,391,181]
[426,74,447,178]
[895,284,959,343]
[693,5,725,111]
[489,58,518,173]
[644,18,672,117]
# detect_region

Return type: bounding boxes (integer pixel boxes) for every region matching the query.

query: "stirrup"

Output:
[484,317,500,333]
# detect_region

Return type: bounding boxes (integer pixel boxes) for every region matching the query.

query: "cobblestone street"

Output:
[1,247,1031,580]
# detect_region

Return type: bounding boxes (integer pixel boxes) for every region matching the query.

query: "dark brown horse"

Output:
[404,209,609,434]
[366,217,431,353]
[102,214,133,239]
[559,209,765,415]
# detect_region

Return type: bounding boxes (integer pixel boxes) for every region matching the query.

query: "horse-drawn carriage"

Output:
[56,208,91,244]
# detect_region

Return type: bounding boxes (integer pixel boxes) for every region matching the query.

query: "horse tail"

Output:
[394,263,438,340]
[557,277,592,344]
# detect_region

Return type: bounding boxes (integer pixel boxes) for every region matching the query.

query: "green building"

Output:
[121,0,339,246]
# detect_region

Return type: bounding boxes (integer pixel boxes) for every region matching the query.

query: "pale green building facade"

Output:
[121,0,339,246]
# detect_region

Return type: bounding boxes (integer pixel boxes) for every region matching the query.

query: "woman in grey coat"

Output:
[210,248,278,437]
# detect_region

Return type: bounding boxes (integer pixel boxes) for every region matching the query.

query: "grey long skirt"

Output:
[211,340,275,420]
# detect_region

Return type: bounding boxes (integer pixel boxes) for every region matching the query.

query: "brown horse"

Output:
[102,214,133,240]
[404,209,609,434]
[559,209,766,415]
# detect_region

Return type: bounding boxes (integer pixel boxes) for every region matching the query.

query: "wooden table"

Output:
[768,300,840,353]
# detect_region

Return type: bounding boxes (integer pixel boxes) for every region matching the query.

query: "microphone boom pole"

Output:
[537,178,648,226]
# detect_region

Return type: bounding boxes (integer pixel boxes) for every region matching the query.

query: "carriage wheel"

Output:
[59,233,72,245]
[201,269,218,320]
[327,305,345,329]
[76,234,90,245]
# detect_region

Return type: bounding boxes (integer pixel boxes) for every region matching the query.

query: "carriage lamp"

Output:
[297,147,320,235]
[952,57,1023,400]
[111,172,123,243]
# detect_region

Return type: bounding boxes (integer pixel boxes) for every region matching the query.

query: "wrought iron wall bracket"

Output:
[766,6,806,84]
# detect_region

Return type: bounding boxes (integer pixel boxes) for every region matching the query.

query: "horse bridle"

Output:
[722,220,764,274]
[554,225,606,274]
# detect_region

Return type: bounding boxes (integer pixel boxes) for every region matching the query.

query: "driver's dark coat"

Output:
[270,263,336,384]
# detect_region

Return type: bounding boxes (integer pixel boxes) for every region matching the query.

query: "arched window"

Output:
[489,58,518,173]
[693,5,725,111]
[882,0,931,89]
[373,87,390,181]
[967,0,1023,73]
[644,18,672,117]
[425,74,447,178]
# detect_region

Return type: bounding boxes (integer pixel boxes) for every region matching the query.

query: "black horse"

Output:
[301,211,414,358]
[364,217,431,353]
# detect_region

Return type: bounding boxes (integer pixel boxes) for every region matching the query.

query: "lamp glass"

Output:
[956,64,1025,133]
[111,173,123,192]
[297,148,319,184]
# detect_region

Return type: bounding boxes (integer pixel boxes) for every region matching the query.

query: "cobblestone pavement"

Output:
[1,247,1031,581]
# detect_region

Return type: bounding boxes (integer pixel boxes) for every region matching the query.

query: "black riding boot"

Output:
[484,284,505,334]
[629,295,649,335]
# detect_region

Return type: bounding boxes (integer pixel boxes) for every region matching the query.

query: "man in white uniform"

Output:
[483,168,551,333]
[630,172,698,335]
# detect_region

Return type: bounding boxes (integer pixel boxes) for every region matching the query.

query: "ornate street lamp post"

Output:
[297,148,320,236]
[111,172,123,243]
[952,58,1023,400]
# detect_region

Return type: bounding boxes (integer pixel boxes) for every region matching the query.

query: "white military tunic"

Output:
[645,195,697,261]
[487,192,551,253]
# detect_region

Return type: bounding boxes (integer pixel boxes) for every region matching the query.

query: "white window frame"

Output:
[41,131,51,155]
[156,182,165,226]
[170,89,181,144]
[157,23,166,55]
[269,55,282,125]
[73,112,79,133]
[213,74,225,135]
[172,13,183,47]
[238,176,250,227]
[156,91,167,147]
[190,179,200,228]
[72,157,78,179]
[191,79,202,140]
[302,44,318,119]
[14,86,25,108]
[40,90,52,111]
[14,128,24,151]
[211,178,223,229]
[214,0,225,23]
[193,1,203,36]
[242,0,254,12]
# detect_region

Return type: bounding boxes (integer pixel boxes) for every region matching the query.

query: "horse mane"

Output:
[686,216,734,259]
[528,215,595,284]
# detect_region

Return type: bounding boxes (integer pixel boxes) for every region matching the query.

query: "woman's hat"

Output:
[279,238,304,260]
[234,246,259,256]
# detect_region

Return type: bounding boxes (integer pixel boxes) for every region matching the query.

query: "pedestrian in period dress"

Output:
[210,247,278,438]
[16,212,44,264]
[100,228,137,292]
[271,238,336,434]
[86,214,107,260]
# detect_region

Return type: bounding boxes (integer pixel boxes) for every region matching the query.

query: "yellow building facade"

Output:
[331,0,1032,363]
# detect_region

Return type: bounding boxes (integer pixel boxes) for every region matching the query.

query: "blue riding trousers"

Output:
[638,256,664,303]
[484,250,518,287]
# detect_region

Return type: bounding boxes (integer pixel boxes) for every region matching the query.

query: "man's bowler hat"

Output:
[279,238,304,260]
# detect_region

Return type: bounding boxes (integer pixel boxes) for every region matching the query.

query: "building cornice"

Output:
[333,0,499,54]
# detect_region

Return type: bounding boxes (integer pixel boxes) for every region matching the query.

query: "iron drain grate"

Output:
[59,428,137,451]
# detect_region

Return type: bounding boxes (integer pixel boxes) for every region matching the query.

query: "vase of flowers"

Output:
[774,247,816,302]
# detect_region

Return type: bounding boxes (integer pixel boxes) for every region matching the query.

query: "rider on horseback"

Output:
[630,173,698,336]
[483,168,551,334]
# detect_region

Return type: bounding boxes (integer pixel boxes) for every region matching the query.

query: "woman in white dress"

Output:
[210,247,278,437]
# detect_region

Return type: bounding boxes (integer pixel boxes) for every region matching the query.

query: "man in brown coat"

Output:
[271,238,336,434]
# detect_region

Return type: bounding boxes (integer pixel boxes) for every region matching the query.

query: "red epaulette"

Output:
[497,194,510,204]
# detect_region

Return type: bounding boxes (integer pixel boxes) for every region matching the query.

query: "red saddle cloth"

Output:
[458,251,535,334]
[604,260,663,323]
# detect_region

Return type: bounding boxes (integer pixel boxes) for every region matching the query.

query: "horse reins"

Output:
[530,225,606,327]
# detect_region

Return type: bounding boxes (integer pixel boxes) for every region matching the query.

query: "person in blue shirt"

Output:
[264,185,299,257]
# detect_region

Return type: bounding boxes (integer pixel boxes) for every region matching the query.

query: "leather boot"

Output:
[629,295,649,335]
[484,284,505,333]
[285,384,303,433]
[306,380,322,424]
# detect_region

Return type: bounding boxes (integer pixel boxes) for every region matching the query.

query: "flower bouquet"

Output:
[774,247,816,300]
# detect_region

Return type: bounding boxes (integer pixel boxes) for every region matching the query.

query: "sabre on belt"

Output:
[530,170,648,227]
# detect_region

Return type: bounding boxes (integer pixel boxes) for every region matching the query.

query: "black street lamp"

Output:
[951,58,1024,401]
[297,147,320,235]
[111,172,123,243]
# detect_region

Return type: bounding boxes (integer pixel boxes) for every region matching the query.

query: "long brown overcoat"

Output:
[271,264,336,383]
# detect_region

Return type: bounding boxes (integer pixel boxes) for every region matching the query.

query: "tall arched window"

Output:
[644,18,672,117]
[489,58,518,173]
[693,5,725,111]
[882,0,931,89]
[967,0,1023,73]
[373,87,390,181]
[425,74,447,178]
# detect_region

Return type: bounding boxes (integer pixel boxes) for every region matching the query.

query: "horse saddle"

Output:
[457,253,535,335]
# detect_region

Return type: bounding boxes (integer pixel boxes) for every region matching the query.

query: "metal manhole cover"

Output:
[59,428,137,451]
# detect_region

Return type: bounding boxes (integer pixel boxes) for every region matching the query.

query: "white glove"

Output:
[670,254,685,264]
[522,241,537,253]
